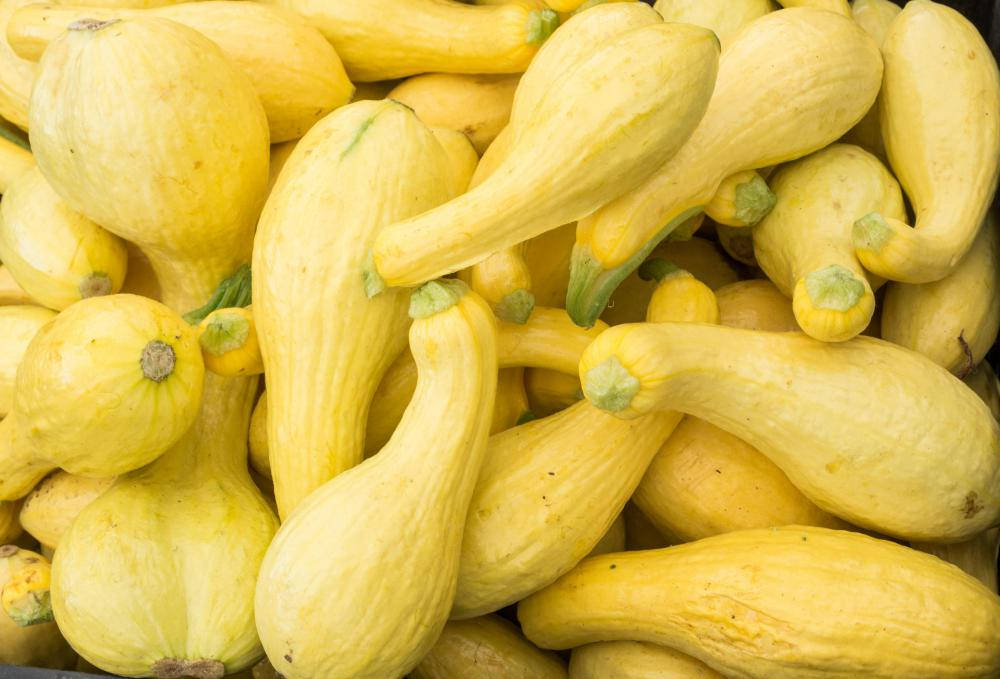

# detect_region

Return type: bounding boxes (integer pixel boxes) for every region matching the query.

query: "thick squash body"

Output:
[0,264,34,305]
[518,526,1000,679]
[256,0,552,82]
[431,127,478,196]
[714,279,798,331]
[255,284,498,679]
[569,642,724,679]
[881,213,1000,376]
[580,322,1000,540]
[18,471,114,549]
[653,0,774,49]
[253,100,454,518]
[369,22,719,289]
[28,16,269,313]
[0,165,127,310]
[854,0,1000,283]
[0,134,31,190]
[753,144,905,342]
[412,615,567,679]
[0,304,54,416]
[0,0,35,129]
[568,8,882,327]
[199,306,264,378]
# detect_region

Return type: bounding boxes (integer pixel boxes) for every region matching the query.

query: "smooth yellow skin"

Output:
[587,513,626,558]
[199,306,263,378]
[882,214,1000,376]
[10,1,353,142]
[703,170,774,227]
[52,373,277,678]
[570,8,881,325]
[29,16,269,313]
[0,264,34,305]
[1,544,52,626]
[254,101,454,519]
[580,323,1000,540]
[18,471,113,549]
[914,528,999,594]
[431,127,478,196]
[248,392,269,479]
[0,134,31,190]
[0,545,74,669]
[754,144,905,342]
[645,271,719,325]
[524,368,581,417]
[570,641,724,679]
[634,417,847,543]
[256,0,548,82]
[0,0,36,129]
[256,288,498,679]
[854,1,1000,283]
[520,526,1000,678]
[0,500,21,543]
[775,0,848,14]
[389,73,519,155]
[371,21,720,288]
[412,615,567,679]
[653,0,774,50]
[715,279,798,332]
[0,294,204,501]
[0,304,54,416]
[0,165,128,310]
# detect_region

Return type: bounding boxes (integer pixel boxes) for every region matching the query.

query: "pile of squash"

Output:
[1,0,1000,676]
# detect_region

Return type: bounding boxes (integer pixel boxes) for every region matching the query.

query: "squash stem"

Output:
[362,250,387,299]
[78,272,112,299]
[494,288,535,324]
[853,212,893,253]
[583,356,640,413]
[804,265,866,312]
[409,279,468,319]
[182,264,251,325]
[526,9,560,45]
[199,312,250,357]
[733,174,777,226]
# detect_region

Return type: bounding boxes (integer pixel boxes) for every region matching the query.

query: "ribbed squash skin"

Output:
[18,471,114,549]
[519,526,1000,679]
[570,641,724,679]
[253,99,455,518]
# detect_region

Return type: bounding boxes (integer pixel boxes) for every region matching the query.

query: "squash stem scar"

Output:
[584,356,640,413]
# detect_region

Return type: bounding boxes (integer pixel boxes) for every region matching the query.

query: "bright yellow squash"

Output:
[388,73,519,155]
[881,213,1000,376]
[28,15,269,314]
[714,279,798,332]
[18,471,114,550]
[0,294,204,501]
[519,526,1000,679]
[703,170,775,228]
[367,20,719,291]
[569,642,724,679]
[0,304,54,416]
[853,0,1000,283]
[579,322,1000,540]
[9,1,353,142]
[914,528,999,593]
[653,0,774,49]
[412,615,567,679]
[253,99,455,519]
[255,0,556,82]
[567,7,882,327]
[431,126,479,196]
[198,306,264,378]
[255,281,497,679]
[753,144,905,342]
[0,264,33,305]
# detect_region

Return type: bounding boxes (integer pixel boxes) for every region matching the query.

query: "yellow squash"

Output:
[388,73,519,155]
[253,99,455,518]
[775,0,848,13]
[255,281,497,679]
[0,133,31,188]
[10,1,353,142]
[0,0,36,130]
[703,170,775,228]
[119,241,161,302]
[0,500,20,543]
[0,544,74,669]
[198,306,264,378]
[18,471,114,550]
[431,127,479,196]
[0,304,54,416]
[256,0,556,82]
[248,392,269,479]
[966,361,1000,421]
[524,368,581,417]
[492,368,530,434]
[519,526,1000,679]
[714,279,798,332]
[881,213,1000,376]
[367,20,719,291]
[588,513,626,557]
[0,264,33,305]
[412,615,567,679]
[569,642,724,679]
[580,322,1000,540]
[653,0,774,49]
[914,528,999,594]
[0,294,203,501]
[525,224,579,309]
[753,144,905,342]
[567,7,882,327]
[1,543,52,625]
[28,15,269,314]
[853,0,1000,283]
[641,264,718,324]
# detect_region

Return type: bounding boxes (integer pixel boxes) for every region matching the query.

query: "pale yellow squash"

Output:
[0,304,53,416]
[0,499,21,543]
[642,265,718,325]
[653,0,774,49]
[412,615,567,679]
[775,0,848,14]
[519,526,1000,678]
[0,0,36,130]
[0,134,31,189]
[580,322,1000,540]
[119,240,161,302]
[492,368,530,434]
[10,1,353,142]
[714,279,798,331]
[431,127,478,196]
[703,170,776,228]
[854,0,1000,283]
[18,471,114,549]
[914,528,999,593]
[0,294,204,501]
[0,265,33,305]
[568,7,882,327]
[388,73,519,155]
[199,306,264,378]
[569,642,724,679]
[753,144,905,342]
[524,368,581,417]
[0,544,75,669]
[881,213,1000,376]
[255,281,498,679]
[256,0,556,82]
[367,20,719,290]
[1,543,53,625]
[253,99,455,519]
